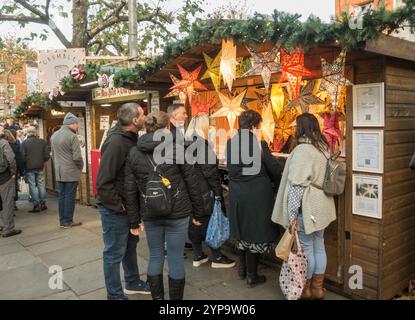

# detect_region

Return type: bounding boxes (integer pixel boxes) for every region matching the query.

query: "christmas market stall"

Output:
[111,6,415,299]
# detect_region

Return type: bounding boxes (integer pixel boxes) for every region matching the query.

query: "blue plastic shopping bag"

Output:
[205,199,230,249]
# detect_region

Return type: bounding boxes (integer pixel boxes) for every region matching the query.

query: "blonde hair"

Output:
[145,111,170,133]
[3,129,16,144]
[185,114,209,140]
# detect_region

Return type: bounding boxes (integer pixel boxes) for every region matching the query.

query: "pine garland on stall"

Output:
[14,92,62,118]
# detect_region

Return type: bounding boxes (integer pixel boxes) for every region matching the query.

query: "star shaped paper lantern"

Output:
[242,47,282,93]
[255,90,270,110]
[275,110,297,143]
[201,51,221,92]
[220,39,239,92]
[280,48,312,101]
[191,96,217,116]
[166,64,207,103]
[322,111,342,152]
[285,80,326,113]
[321,50,352,111]
[270,84,285,119]
[261,102,275,144]
[210,90,246,129]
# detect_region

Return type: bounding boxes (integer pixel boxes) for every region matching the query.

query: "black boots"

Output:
[168,276,185,300]
[246,251,266,288]
[238,250,247,279]
[147,274,164,300]
[29,204,41,213]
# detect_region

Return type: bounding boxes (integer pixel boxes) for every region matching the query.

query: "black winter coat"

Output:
[226,130,285,244]
[96,124,138,213]
[21,136,50,172]
[125,132,205,228]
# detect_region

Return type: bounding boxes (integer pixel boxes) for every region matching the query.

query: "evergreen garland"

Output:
[14,92,62,118]
[59,64,103,94]
[114,2,415,89]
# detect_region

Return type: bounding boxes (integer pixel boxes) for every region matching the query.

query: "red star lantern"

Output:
[280,48,312,101]
[166,64,208,104]
[191,96,217,116]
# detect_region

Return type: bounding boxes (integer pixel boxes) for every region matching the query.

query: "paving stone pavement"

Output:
[0,195,348,300]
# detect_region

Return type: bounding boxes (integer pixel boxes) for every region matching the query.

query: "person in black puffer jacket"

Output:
[184,114,236,269]
[125,111,204,301]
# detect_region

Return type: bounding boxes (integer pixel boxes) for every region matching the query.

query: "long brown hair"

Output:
[294,113,328,153]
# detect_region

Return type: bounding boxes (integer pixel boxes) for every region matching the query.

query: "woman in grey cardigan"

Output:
[272,113,336,300]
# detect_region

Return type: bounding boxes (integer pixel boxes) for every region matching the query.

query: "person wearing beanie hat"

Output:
[62,112,80,126]
[50,113,84,228]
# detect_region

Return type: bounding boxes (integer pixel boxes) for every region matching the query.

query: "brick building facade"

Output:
[0,64,28,116]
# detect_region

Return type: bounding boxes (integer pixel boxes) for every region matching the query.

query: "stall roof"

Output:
[132,35,415,92]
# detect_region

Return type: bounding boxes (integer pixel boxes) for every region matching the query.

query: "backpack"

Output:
[140,155,174,218]
[322,152,346,196]
[0,147,8,174]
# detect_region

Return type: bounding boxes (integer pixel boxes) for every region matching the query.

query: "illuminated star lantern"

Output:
[201,51,222,92]
[280,48,312,101]
[211,90,246,129]
[270,84,285,119]
[191,96,217,116]
[220,39,239,92]
[274,110,297,146]
[261,102,275,144]
[242,47,282,93]
[321,50,352,111]
[254,90,270,110]
[167,64,208,104]
[285,80,325,113]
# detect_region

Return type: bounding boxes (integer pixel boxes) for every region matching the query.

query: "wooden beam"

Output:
[365,34,415,62]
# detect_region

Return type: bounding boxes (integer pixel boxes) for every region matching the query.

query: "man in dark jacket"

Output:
[21,126,50,213]
[96,102,150,300]
[0,126,21,237]
[167,103,188,142]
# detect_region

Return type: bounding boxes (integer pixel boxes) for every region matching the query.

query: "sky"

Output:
[0,0,336,51]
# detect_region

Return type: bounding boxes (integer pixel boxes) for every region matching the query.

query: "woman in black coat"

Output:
[226,110,285,288]
[125,111,204,300]
[184,114,235,269]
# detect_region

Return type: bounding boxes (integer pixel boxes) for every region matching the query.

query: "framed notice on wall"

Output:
[353,129,384,173]
[353,83,385,127]
[352,174,383,219]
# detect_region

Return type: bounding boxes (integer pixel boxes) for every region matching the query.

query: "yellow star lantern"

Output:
[270,84,285,119]
[211,90,246,129]
[274,110,297,151]
[220,39,239,92]
[201,51,222,92]
[165,64,207,104]
[261,102,275,144]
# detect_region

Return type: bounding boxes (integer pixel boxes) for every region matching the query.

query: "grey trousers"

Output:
[0,179,16,234]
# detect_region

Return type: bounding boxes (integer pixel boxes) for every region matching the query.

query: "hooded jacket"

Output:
[125,132,204,228]
[96,123,138,213]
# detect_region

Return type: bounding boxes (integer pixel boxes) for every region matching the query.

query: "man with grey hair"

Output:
[96,102,149,300]
[51,112,84,228]
[167,103,188,141]
[21,126,50,213]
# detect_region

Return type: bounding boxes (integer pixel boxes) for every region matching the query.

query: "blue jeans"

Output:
[57,181,78,225]
[297,214,327,279]
[144,216,189,280]
[99,205,141,300]
[26,171,46,206]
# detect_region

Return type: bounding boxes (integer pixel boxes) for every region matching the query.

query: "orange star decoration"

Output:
[274,110,297,151]
[191,96,217,116]
[280,48,312,101]
[220,39,239,92]
[261,102,275,144]
[165,64,207,103]
[210,90,246,129]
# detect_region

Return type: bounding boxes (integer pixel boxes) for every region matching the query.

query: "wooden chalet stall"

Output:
[122,33,415,299]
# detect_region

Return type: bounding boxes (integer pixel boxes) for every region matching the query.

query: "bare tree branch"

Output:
[87,0,127,39]
[14,0,47,19]
[0,14,44,24]
[45,0,51,18]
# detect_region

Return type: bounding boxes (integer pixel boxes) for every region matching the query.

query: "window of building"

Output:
[0,84,16,100]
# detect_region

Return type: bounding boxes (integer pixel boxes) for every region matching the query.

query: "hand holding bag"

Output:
[279,231,308,300]
[275,228,294,262]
